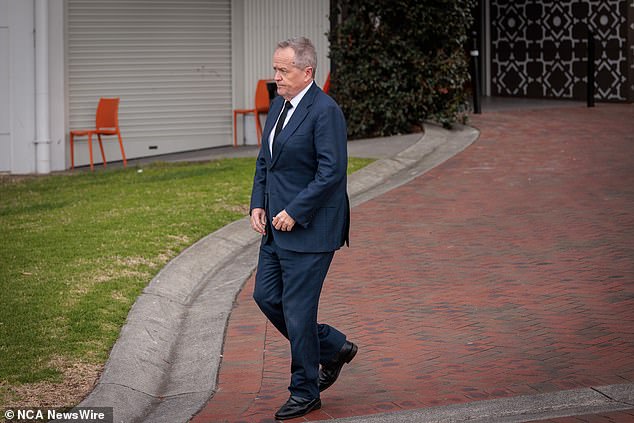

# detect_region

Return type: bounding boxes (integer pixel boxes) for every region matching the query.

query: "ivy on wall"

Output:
[328,0,476,139]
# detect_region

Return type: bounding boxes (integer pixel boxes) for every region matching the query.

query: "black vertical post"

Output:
[470,31,481,114]
[587,29,595,107]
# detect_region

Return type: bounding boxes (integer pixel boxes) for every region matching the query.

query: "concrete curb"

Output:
[327,383,634,423]
[71,123,479,423]
[76,220,261,423]
[349,123,478,207]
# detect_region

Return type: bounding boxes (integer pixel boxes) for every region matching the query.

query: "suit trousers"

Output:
[253,236,347,400]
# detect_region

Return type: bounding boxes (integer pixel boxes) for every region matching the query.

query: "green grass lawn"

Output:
[0,157,373,407]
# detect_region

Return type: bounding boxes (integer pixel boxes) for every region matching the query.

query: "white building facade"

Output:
[0,0,330,174]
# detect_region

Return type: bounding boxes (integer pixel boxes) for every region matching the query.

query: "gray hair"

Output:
[277,37,317,79]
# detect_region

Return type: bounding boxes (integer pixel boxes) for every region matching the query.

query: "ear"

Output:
[304,66,314,81]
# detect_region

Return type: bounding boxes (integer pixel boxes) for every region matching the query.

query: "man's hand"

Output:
[272,209,296,232]
[250,208,267,235]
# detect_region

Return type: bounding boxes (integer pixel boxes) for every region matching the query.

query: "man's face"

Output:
[273,47,312,100]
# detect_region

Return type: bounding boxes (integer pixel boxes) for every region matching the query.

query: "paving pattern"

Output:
[192,104,634,423]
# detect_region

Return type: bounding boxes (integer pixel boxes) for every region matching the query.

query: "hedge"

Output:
[328,0,476,139]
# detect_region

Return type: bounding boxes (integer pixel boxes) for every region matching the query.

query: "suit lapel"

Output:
[270,83,318,167]
[263,99,283,162]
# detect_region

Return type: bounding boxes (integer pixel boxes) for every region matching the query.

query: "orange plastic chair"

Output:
[233,80,272,147]
[323,72,331,94]
[70,97,127,170]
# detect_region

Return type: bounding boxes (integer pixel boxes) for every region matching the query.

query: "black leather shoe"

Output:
[274,395,321,420]
[319,340,358,392]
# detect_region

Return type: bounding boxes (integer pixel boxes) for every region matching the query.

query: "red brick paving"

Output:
[192,104,634,423]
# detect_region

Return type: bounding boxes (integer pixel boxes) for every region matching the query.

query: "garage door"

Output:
[67,0,232,166]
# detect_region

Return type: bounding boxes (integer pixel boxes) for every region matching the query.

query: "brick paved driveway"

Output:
[193,104,634,423]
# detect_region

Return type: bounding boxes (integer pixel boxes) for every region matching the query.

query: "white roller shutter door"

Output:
[67,0,232,166]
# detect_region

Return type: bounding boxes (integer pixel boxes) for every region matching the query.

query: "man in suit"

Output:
[249,37,357,420]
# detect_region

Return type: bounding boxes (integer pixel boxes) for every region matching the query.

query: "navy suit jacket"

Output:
[250,82,350,253]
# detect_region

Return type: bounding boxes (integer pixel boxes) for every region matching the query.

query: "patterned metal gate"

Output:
[490,0,630,101]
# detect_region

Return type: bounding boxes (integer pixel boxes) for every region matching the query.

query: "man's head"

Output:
[273,37,317,100]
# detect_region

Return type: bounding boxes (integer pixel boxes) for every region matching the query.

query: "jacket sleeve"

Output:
[249,144,267,213]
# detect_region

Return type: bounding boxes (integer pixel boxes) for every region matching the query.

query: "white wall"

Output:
[2,0,36,174]
[49,0,66,171]
[0,0,65,174]
[0,0,10,171]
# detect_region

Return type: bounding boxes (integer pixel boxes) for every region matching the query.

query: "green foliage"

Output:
[328,0,475,139]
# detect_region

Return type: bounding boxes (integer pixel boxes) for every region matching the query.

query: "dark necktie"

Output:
[273,101,293,142]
